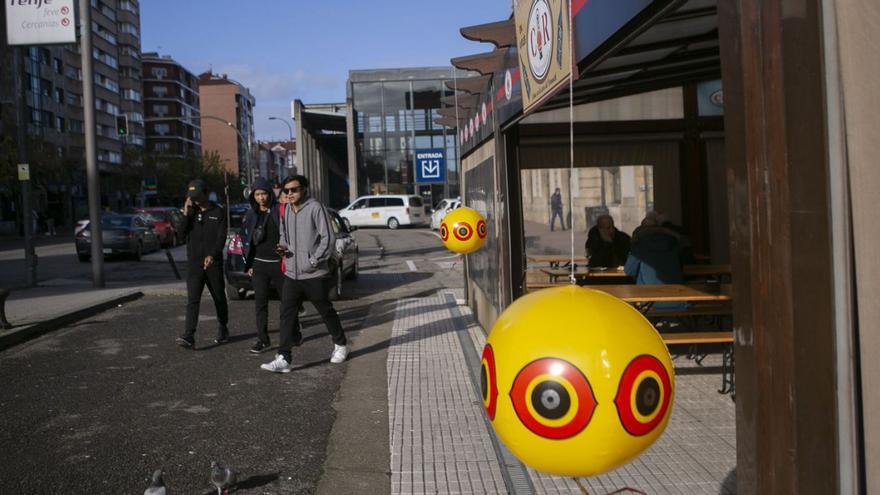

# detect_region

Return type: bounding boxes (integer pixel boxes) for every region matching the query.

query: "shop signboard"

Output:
[5,0,77,45]
[514,0,575,115]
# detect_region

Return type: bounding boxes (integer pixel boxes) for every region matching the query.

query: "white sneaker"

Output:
[330,344,348,364]
[260,354,292,373]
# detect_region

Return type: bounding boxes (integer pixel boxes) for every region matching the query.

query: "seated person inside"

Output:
[624,211,687,310]
[585,214,631,269]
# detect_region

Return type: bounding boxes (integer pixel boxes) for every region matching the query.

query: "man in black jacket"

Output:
[176,179,229,348]
[585,214,631,268]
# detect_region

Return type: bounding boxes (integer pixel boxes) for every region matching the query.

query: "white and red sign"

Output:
[5,0,76,45]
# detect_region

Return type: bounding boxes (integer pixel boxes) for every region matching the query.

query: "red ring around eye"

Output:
[476,220,487,239]
[481,344,498,420]
[453,222,474,241]
[440,224,449,242]
[614,355,672,437]
[509,358,597,440]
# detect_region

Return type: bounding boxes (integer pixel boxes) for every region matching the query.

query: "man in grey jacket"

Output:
[261,175,348,373]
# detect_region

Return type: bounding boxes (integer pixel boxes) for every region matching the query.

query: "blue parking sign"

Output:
[415,149,446,184]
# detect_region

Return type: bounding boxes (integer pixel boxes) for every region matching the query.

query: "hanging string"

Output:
[452,68,464,263]
[568,0,576,285]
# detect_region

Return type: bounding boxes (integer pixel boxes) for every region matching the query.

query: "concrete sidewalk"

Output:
[375,293,736,495]
[0,280,186,351]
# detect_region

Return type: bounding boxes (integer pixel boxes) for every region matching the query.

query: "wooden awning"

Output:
[444,75,490,94]
[441,93,479,109]
[433,116,459,129]
[460,18,515,48]
[451,48,507,76]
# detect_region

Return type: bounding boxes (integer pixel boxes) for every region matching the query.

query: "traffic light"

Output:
[239,174,246,187]
[116,115,128,136]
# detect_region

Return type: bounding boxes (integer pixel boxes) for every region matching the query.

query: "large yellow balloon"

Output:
[440,206,487,254]
[482,285,675,477]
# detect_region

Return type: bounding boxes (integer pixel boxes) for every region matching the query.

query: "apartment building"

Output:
[0,0,145,227]
[198,71,255,178]
[142,53,201,159]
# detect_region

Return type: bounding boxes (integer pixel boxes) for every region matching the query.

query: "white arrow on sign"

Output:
[422,160,440,179]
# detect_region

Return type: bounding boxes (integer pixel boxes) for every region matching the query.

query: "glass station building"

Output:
[347,68,470,205]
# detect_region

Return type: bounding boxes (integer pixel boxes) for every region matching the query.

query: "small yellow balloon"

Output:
[440,206,487,254]
[482,285,675,477]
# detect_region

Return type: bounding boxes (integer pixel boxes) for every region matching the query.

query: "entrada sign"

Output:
[415,149,446,184]
[5,0,76,45]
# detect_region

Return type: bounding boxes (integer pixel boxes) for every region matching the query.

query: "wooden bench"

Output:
[661,331,735,396]
[645,304,732,318]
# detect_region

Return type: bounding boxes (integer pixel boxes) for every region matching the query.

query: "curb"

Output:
[0,291,144,352]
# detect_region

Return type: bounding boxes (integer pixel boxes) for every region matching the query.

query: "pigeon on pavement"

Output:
[210,461,237,495]
[144,470,168,495]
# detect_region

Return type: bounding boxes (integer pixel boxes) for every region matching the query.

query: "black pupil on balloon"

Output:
[480,364,488,400]
[480,225,486,233]
[636,377,660,416]
[531,381,570,419]
[459,227,468,236]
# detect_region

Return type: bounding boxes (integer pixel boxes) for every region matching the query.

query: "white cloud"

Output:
[201,64,343,141]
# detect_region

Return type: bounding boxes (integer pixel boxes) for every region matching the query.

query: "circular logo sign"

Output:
[710,89,724,107]
[504,70,513,101]
[528,0,554,82]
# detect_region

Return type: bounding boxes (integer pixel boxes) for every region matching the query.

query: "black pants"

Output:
[252,259,285,345]
[184,265,228,336]
[278,276,346,361]
[550,209,565,231]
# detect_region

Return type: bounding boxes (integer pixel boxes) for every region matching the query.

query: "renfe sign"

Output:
[5,0,76,45]
[415,149,446,184]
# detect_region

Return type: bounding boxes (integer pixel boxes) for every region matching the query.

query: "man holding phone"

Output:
[176,179,230,348]
[260,175,348,373]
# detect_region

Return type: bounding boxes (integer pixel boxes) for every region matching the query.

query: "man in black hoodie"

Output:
[176,179,229,348]
[241,177,287,354]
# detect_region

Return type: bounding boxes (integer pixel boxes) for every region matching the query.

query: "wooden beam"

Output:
[718,0,838,492]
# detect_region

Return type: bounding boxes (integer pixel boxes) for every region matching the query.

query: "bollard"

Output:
[165,249,182,280]
[0,288,12,329]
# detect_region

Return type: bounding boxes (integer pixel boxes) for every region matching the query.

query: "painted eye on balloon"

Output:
[614,355,672,437]
[476,220,488,239]
[509,358,597,439]
[440,224,449,242]
[453,222,474,241]
[481,344,498,420]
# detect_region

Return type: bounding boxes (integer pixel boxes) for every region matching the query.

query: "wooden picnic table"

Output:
[539,264,732,283]
[526,254,588,267]
[540,267,627,282]
[682,264,731,279]
[590,283,732,303]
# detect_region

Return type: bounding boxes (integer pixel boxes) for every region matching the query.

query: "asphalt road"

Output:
[0,226,460,494]
[0,234,187,289]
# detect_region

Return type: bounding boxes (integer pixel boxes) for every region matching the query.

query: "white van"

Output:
[339,195,429,229]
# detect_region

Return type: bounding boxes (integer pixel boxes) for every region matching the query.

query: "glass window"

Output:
[408,197,423,207]
[367,198,387,207]
[386,198,404,206]
[350,199,367,209]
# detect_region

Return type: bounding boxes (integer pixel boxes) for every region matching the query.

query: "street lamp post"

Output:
[268,116,295,177]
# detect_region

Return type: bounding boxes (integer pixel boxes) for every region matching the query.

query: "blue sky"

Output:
[141,1,507,141]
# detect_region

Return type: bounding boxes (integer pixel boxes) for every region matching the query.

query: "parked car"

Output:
[224,208,359,301]
[75,214,162,261]
[430,197,461,230]
[338,194,429,229]
[132,207,184,247]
